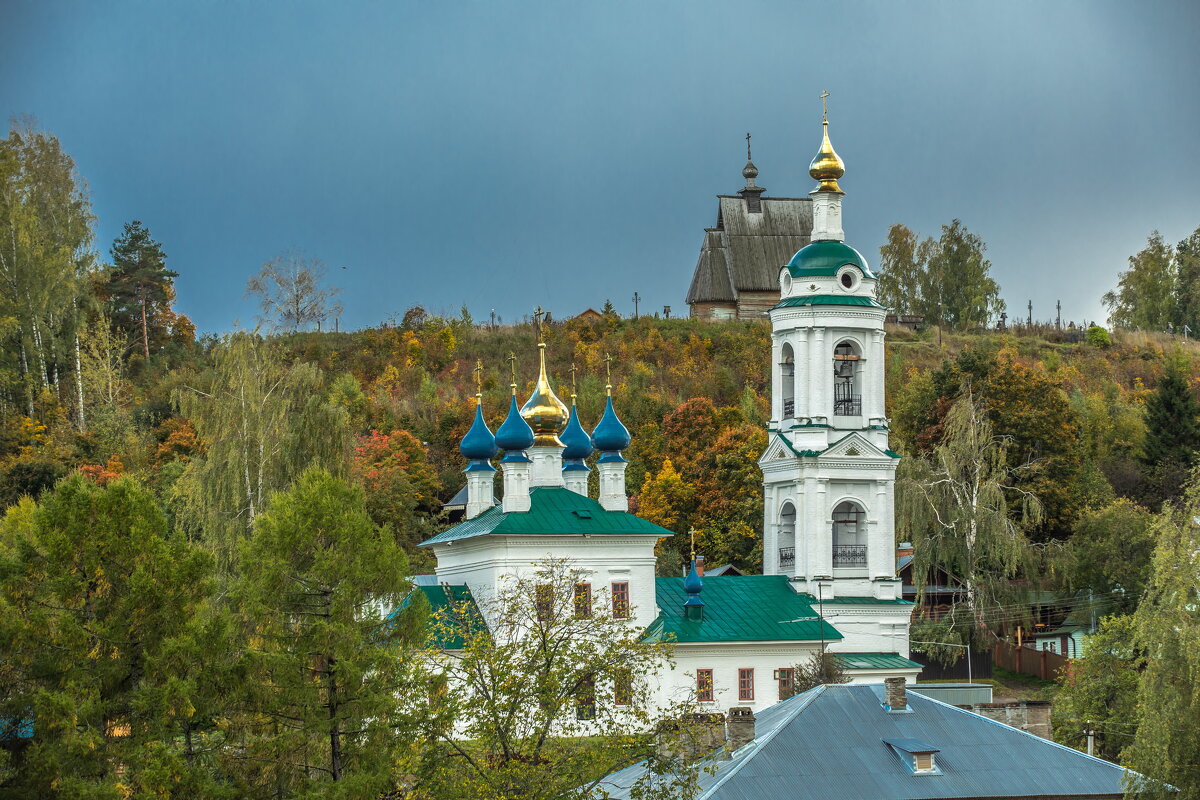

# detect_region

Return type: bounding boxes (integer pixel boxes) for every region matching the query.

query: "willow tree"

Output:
[1122,478,1200,798]
[174,331,348,570]
[896,391,1042,644]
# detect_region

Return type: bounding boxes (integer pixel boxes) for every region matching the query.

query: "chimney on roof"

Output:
[726,706,756,751]
[695,555,705,577]
[884,677,908,712]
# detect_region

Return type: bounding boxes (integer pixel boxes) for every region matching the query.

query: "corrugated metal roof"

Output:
[597,684,1131,799]
[799,594,913,607]
[650,575,842,643]
[420,486,672,546]
[396,583,485,649]
[835,653,922,670]
[687,195,812,303]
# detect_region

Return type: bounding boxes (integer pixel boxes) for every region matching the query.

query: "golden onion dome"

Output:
[519,343,569,447]
[808,120,845,194]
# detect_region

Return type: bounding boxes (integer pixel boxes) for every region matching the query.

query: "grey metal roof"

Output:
[597,684,1131,800]
[687,195,812,303]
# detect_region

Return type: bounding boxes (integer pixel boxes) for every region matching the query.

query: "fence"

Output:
[991,641,1071,681]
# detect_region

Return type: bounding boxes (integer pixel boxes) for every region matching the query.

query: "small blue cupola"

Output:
[561,403,594,463]
[591,395,631,458]
[460,401,499,464]
[495,393,535,461]
[683,556,705,620]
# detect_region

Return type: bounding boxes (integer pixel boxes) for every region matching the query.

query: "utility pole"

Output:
[632,291,640,320]
[490,308,496,330]
[1027,299,1033,326]
[1056,300,1062,330]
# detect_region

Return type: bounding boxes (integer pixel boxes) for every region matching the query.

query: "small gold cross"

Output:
[820,89,830,123]
[473,358,484,398]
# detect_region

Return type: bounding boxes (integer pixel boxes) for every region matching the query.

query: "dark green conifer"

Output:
[1141,355,1200,467]
[106,220,178,359]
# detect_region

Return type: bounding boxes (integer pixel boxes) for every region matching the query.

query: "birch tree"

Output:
[174,331,349,570]
[0,122,95,419]
[245,252,344,332]
[896,390,1042,643]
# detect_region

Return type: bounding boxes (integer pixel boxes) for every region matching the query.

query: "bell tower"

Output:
[758,97,901,601]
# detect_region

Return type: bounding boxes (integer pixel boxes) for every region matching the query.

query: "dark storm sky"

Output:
[2,0,1198,332]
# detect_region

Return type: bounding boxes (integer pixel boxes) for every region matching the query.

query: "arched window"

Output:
[778,502,796,570]
[780,343,795,418]
[832,340,862,416]
[832,500,867,567]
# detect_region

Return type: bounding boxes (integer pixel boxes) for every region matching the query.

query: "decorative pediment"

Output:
[758,435,795,464]
[820,432,891,460]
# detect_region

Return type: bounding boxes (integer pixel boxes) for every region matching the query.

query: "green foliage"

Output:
[103,220,181,360]
[908,615,968,667]
[876,223,926,316]
[0,121,95,419]
[174,331,349,570]
[225,467,426,798]
[897,391,1042,644]
[418,557,702,800]
[1085,325,1111,348]
[782,650,851,698]
[1051,615,1140,762]
[0,475,222,798]
[1103,230,1178,332]
[1123,477,1200,797]
[1057,499,1155,615]
[920,219,1004,330]
[1141,353,1200,468]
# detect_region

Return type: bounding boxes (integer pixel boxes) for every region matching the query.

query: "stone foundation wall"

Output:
[960,701,1052,739]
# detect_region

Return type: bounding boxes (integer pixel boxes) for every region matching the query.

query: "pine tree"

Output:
[106,220,178,360]
[224,467,427,797]
[1141,354,1200,468]
[0,476,222,797]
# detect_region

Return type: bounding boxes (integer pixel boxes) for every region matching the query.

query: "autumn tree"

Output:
[417,557,702,800]
[245,251,343,331]
[104,220,179,360]
[350,428,443,552]
[896,391,1042,644]
[225,468,428,798]
[0,476,222,797]
[174,331,349,570]
[781,651,851,699]
[1174,225,1200,335]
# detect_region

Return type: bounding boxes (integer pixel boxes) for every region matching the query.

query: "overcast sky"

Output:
[3,0,1198,332]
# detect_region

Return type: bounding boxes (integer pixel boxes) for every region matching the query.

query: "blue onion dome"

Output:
[561,403,594,461]
[460,400,499,460]
[591,395,631,452]
[683,560,704,596]
[495,393,535,452]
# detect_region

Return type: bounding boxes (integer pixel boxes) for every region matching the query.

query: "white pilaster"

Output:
[501,459,531,513]
[597,459,628,512]
[465,467,496,519]
[563,468,589,496]
[810,191,845,242]
[528,446,565,487]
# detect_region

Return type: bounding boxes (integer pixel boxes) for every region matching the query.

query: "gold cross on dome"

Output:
[568,362,578,396]
[473,358,484,398]
[505,351,517,388]
[820,89,830,123]
[689,528,696,560]
[603,353,614,397]
[533,305,546,342]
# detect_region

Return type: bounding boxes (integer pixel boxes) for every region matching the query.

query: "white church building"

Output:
[415,111,919,714]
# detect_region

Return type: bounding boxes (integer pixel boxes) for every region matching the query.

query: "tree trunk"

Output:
[140,295,150,360]
[74,331,85,431]
[328,657,341,781]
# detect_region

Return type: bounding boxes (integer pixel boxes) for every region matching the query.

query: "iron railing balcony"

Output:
[778,547,795,568]
[782,399,795,418]
[832,544,867,567]
[834,398,862,416]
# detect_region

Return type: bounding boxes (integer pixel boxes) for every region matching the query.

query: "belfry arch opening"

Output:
[831,500,867,567]
[832,340,862,416]
[780,343,795,419]
[778,502,796,570]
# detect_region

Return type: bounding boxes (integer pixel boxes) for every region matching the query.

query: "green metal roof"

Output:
[774,295,885,310]
[650,575,843,643]
[398,583,485,650]
[799,594,913,606]
[785,240,876,278]
[420,486,672,547]
[835,652,923,670]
